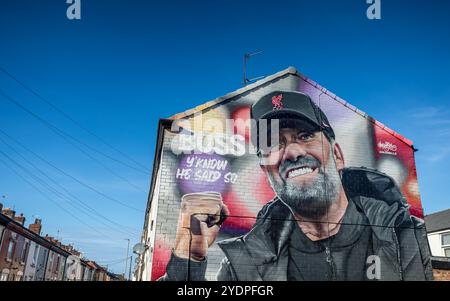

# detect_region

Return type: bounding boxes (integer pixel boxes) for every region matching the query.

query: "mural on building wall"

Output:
[149,75,432,281]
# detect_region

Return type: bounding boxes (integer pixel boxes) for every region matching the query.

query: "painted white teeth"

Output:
[288,167,313,178]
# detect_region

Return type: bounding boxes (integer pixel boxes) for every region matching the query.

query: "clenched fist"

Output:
[174,192,229,261]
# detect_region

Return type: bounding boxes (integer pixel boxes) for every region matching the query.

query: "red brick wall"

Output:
[433,269,450,281]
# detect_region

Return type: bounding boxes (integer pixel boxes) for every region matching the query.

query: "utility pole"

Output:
[128,255,132,281]
[124,239,130,281]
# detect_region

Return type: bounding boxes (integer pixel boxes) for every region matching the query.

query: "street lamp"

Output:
[132,243,149,281]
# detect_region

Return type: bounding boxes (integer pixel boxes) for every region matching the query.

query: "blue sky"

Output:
[0,0,449,274]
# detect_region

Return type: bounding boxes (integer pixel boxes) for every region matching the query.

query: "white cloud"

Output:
[408,105,450,164]
[409,106,449,119]
[425,146,450,163]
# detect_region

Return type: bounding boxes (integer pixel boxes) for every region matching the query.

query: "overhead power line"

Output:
[102,257,131,267]
[0,89,148,194]
[0,156,117,240]
[0,136,138,237]
[0,128,143,212]
[0,66,149,173]
[0,148,137,237]
[96,257,131,264]
[0,88,149,179]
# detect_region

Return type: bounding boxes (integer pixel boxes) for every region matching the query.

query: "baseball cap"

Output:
[251,90,335,153]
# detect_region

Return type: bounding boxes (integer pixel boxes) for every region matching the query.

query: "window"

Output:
[55,256,60,272]
[21,241,29,263]
[0,269,9,281]
[442,233,450,246]
[6,239,15,260]
[48,253,54,272]
[33,246,39,265]
[442,232,450,257]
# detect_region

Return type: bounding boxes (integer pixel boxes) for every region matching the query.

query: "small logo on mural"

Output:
[272,94,284,111]
[377,141,397,155]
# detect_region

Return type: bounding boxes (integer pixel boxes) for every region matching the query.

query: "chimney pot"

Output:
[14,213,26,225]
[2,208,16,219]
[29,219,42,235]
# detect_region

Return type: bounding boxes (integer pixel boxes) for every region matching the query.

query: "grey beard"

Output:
[268,153,341,220]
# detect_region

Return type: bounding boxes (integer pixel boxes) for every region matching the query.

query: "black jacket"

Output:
[161,167,433,281]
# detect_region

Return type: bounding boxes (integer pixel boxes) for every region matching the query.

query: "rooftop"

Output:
[425,208,450,233]
[168,66,414,147]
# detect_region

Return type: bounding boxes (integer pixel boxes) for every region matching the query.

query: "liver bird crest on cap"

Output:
[272,94,283,111]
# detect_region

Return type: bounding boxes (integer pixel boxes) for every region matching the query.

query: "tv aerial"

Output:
[243,50,265,86]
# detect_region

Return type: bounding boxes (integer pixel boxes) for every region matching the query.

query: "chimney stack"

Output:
[1,208,16,219]
[29,218,42,235]
[14,213,26,225]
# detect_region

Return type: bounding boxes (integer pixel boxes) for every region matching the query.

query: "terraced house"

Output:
[0,202,119,281]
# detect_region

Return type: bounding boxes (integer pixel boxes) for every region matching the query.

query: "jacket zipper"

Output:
[325,246,336,281]
[392,228,404,280]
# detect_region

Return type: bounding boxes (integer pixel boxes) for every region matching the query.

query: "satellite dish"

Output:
[133,243,146,255]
